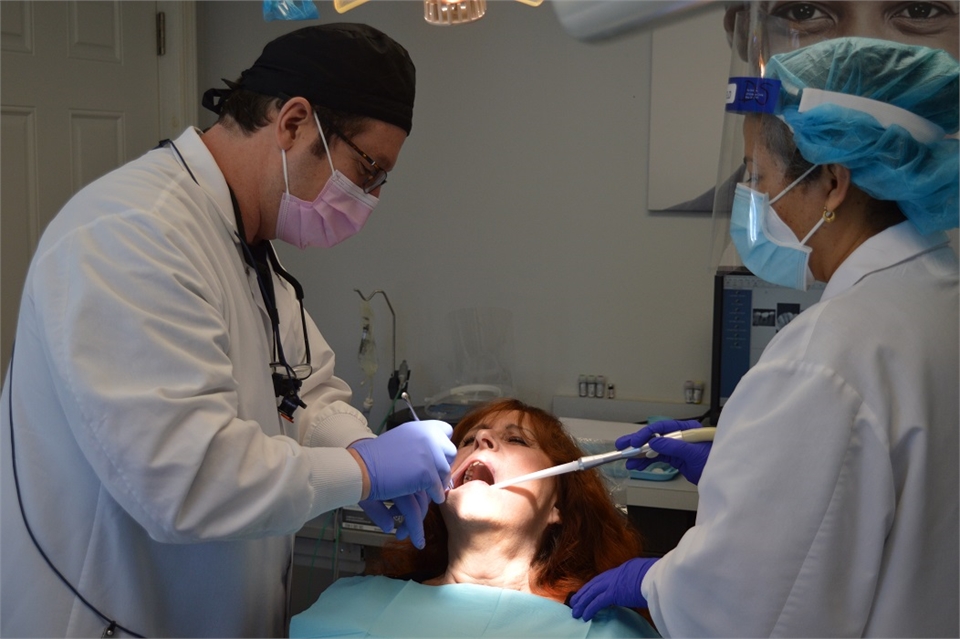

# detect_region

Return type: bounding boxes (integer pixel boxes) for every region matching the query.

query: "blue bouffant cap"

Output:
[203,23,416,134]
[765,37,959,233]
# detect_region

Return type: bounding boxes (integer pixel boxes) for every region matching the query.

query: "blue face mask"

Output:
[729,165,826,291]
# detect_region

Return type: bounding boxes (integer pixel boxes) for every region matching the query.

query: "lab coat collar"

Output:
[166,128,285,337]
[821,221,951,301]
[166,127,239,239]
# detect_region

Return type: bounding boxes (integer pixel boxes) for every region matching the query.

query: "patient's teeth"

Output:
[459,460,495,486]
[464,461,480,483]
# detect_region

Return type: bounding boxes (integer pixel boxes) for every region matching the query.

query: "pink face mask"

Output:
[275,114,379,249]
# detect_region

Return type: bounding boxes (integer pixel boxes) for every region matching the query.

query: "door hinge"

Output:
[156,11,166,56]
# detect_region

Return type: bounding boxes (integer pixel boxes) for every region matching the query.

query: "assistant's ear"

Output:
[822,163,852,214]
[275,97,314,152]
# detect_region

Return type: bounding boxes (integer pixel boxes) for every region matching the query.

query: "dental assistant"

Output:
[572,38,959,636]
[0,24,455,638]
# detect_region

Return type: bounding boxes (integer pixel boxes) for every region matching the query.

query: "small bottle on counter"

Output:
[595,375,605,398]
[587,375,597,398]
[607,383,616,399]
[578,375,587,397]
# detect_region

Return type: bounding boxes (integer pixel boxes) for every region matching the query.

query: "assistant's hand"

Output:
[570,557,658,621]
[617,419,712,485]
[357,491,431,549]
[349,420,456,504]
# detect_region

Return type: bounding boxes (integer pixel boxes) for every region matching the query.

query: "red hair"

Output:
[371,399,645,602]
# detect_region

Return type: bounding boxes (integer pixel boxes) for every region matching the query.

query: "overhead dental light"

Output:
[332,0,543,25]
[423,0,486,26]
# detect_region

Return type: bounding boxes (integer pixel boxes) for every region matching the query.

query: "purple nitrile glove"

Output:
[570,557,659,621]
[350,419,456,504]
[358,490,431,549]
[617,419,712,485]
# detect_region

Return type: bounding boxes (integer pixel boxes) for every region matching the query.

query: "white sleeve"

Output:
[32,212,362,543]
[644,358,893,637]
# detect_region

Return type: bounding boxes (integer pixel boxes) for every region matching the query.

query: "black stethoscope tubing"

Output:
[7,343,145,638]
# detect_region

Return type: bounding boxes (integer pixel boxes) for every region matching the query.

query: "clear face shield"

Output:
[709,8,826,272]
[710,5,960,273]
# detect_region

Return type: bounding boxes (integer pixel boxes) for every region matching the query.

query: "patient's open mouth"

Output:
[457,460,495,487]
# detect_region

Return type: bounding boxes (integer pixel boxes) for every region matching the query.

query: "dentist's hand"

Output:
[357,491,430,548]
[350,419,456,503]
[350,420,455,548]
[571,557,659,620]
[618,419,712,485]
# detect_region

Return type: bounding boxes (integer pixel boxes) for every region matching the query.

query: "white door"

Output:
[1,1,195,379]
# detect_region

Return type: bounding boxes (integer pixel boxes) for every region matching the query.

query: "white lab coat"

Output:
[0,128,376,637]
[645,222,959,637]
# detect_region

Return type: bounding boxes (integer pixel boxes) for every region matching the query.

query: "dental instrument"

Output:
[400,392,419,421]
[489,427,717,489]
[401,391,456,492]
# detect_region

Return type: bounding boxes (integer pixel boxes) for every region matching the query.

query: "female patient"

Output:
[291,398,659,637]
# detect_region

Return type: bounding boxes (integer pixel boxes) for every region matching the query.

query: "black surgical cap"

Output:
[202,23,416,134]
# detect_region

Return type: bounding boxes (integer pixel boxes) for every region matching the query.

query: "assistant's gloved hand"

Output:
[350,419,456,503]
[358,491,431,548]
[617,419,712,485]
[570,557,659,621]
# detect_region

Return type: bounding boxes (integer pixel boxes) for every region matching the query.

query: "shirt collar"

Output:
[821,221,951,301]
[167,127,238,237]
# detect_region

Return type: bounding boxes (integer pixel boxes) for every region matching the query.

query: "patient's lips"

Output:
[457,460,495,488]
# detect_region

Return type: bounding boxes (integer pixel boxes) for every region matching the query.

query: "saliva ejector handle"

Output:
[630,425,717,459]
[492,427,718,489]
[579,426,718,467]
[400,392,420,421]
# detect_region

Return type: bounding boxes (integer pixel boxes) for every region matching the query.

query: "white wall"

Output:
[196,0,722,431]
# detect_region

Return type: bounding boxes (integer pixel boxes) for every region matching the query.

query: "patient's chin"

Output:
[443,481,506,517]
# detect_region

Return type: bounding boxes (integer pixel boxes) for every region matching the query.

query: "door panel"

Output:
[1,0,163,378]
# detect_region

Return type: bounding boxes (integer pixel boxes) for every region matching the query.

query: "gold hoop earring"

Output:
[822,207,836,223]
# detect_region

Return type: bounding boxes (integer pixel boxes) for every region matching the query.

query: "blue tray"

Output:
[629,462,679,481]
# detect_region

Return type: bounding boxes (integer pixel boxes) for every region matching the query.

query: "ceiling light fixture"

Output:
[332,0,543,25]
[423,0,486,26]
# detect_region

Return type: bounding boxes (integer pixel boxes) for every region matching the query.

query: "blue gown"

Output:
[291,575,660,638]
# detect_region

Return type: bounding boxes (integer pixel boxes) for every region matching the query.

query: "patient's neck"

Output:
[424,521,559,601]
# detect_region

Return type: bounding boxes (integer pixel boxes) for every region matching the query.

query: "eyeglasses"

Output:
[323,121,389,194]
